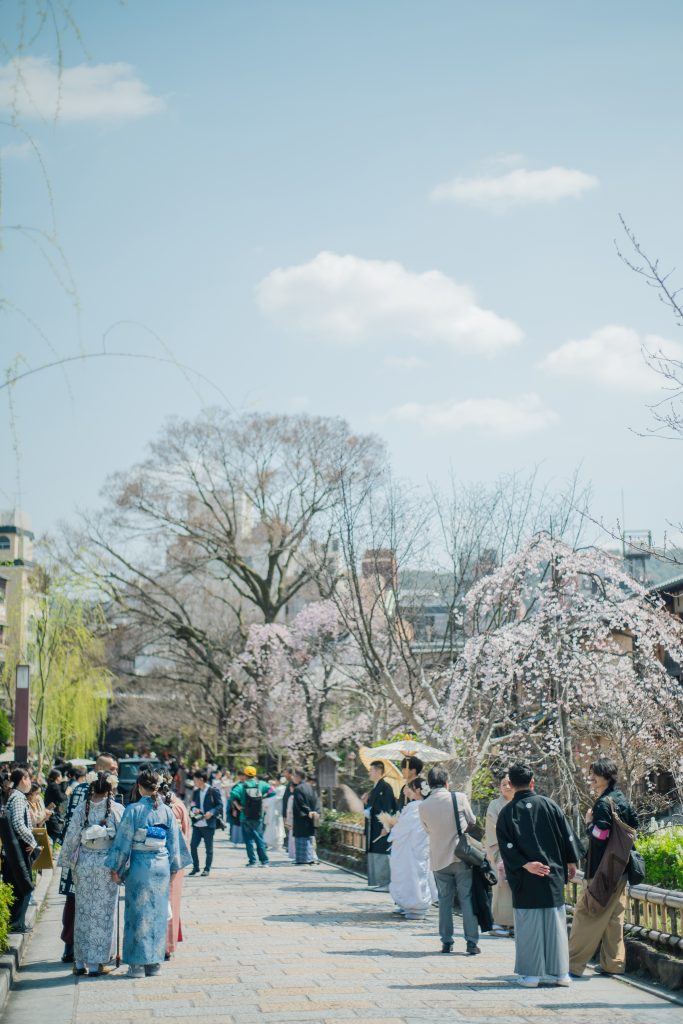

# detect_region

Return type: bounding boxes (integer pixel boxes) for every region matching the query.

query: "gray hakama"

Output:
[367,852,391,888]
[513,905,569,978]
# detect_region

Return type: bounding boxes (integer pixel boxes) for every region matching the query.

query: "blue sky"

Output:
[2,0,683,544]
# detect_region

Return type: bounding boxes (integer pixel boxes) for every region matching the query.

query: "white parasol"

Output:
[363,740,452,763]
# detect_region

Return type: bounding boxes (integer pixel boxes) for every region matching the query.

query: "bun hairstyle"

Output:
[137,767,162,806]
[159,774,174,805]
[84,771,114,824]
[406,776,430,798]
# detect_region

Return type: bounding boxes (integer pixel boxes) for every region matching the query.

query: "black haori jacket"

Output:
[366,778,397,856]
[496,790,580,909]
[292,781,318,838]
[0,814,34,898]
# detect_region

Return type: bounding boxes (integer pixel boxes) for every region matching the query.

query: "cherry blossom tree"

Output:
[446,534,683,813]
[236,600,364,760]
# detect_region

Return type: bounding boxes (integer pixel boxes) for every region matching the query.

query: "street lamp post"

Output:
[14,664,30,763]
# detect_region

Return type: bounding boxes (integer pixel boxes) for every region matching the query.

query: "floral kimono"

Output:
[59,798,124,968]
[105,796,191,967]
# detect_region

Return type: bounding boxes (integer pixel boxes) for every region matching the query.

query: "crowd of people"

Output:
[0,748,639,988]
[0,754,325,978]
[362,753,640,987]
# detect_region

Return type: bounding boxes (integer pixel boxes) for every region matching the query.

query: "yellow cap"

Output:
[244,765,257,778]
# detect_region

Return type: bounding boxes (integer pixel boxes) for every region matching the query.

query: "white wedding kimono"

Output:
[264,784,286,850]
[388,801,437,916]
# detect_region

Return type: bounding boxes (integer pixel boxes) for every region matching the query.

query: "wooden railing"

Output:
[322,822,683,953]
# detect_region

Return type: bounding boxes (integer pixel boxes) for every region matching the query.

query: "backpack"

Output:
[242,784,263,821]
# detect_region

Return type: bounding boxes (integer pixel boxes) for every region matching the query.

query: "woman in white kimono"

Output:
[388,777,436,919]
[263,779,286,850]
[59,772,123,976]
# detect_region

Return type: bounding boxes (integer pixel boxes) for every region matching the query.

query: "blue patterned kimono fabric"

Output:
[105,797,191,966]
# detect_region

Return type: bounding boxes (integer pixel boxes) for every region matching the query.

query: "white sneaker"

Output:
[517,976,540,988]
[127,965,145,978]
[553,975,571,987]
[490,924,510,936]
[391,907,406,915]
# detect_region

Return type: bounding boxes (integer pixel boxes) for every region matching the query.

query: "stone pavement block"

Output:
[3,840,680,1024]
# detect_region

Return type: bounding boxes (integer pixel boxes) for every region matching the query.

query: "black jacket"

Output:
[497,790,580,909]
[586,785,639,879]
[0,814,34,897]
[292,782,317,838]
[366,778,397,855]
[190,785,222,830]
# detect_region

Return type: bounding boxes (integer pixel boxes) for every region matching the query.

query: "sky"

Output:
[1,0,683,548]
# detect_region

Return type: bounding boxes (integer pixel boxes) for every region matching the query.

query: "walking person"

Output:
[496,762,579,988]
[0,768,38,933]
[363,761,398,891]
[105,767,191,978]
[291,769,318,865]
[568,756,639,978]
[161,776,192,958]
[419,767,481,954]
[188,769,223,877]
[389,777,436,919]
[485,773,515,937]
[58,771,123,976]
[230,767,275,867]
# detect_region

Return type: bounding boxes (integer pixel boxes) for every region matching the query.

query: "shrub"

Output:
[317,809,365,847]
[0,881,14,952]
[636,827,683,892]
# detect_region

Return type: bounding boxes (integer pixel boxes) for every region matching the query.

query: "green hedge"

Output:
[0,881,14,952]
[636,827,683,892]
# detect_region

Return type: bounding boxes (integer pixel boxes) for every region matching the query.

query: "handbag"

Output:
[452,793,486,868]
[627,848,645,886]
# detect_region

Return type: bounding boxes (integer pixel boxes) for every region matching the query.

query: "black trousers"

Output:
[190,827,214,871]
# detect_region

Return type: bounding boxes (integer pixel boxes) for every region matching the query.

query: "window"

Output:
[0,537,10,551]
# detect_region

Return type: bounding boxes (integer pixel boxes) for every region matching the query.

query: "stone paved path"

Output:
[3,836,683,1024]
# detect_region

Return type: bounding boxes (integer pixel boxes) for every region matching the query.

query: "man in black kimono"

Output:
[496,762,579,988]
[397,755,424,810]
[363,760,397,890]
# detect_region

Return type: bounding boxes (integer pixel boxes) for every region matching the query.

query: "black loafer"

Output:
[441,942,454,954]
[466,941,481,955]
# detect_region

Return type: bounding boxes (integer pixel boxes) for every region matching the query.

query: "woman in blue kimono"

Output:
[105,767,191,978]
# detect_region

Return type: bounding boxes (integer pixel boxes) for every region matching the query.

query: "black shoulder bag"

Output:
[452,792,486,868]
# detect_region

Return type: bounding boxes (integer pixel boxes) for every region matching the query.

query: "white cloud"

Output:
[431,166,598,206]
[387,394,558,437]
[0,140,32,159]
[257,251,523,356]
[540,325,683,391]
[0,57,165,122]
